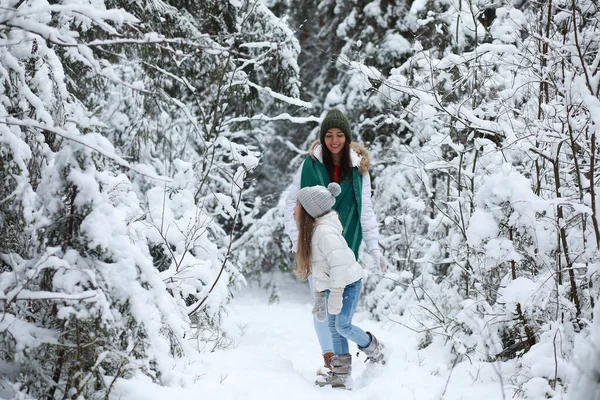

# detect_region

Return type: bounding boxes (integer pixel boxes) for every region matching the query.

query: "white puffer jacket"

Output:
[311,211,364,292]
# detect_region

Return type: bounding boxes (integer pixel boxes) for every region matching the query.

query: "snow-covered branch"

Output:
[0,117,170,182]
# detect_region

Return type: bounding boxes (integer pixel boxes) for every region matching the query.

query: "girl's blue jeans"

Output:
[309,276,370,355]
[327,278,371,354]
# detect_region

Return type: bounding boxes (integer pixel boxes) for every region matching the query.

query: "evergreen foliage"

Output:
[0,0,301,398]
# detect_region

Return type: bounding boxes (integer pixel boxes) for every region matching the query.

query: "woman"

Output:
[292,182,385,389]
[284,108,386,378]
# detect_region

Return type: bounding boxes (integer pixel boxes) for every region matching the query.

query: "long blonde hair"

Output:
[294,204,315,281]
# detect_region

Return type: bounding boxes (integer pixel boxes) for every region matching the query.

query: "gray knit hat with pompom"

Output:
[297,183,341,218]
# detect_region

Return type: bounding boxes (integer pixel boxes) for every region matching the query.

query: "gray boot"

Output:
[315,353,352,389]
[358,332,386,364]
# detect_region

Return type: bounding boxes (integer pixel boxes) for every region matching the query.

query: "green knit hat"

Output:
[319,109,352,144]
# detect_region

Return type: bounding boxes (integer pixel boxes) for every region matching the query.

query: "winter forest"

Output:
[1,0,600,398]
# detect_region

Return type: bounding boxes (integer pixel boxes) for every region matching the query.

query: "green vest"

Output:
[300,157,363,260]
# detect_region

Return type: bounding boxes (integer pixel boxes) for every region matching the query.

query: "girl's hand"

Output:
[312,291,327,322]
[328,288,344,314]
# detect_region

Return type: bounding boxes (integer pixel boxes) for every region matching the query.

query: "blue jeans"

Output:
[327,279,371,355]
[308,275,333,354]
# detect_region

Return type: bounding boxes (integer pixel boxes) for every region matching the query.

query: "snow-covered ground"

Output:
[111,273,513,399]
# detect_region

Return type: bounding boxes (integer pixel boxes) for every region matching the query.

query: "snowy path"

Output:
[113,274,512,400]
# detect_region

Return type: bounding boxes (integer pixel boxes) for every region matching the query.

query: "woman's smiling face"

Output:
[324,128,345,156]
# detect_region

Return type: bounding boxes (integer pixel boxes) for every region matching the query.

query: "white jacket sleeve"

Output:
[319,232,358,290]
[284,162,303,251]
[360,172,380,252]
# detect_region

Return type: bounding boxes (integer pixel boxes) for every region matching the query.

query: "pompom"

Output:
[328,182,341,198]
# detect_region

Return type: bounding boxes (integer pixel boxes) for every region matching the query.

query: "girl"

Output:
[294,182,385,389]
[284,108,387,377]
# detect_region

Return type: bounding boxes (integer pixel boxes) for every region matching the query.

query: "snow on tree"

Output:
[0,0,303,398]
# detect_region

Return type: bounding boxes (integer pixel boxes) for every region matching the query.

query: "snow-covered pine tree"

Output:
[0,0,303,398]
[0,3,186,398]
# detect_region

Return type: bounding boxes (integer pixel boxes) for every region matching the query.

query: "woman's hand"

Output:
[369,248,388,273]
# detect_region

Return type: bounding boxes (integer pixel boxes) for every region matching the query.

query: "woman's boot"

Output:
[315,353,352,389]
[358,332,386,364]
